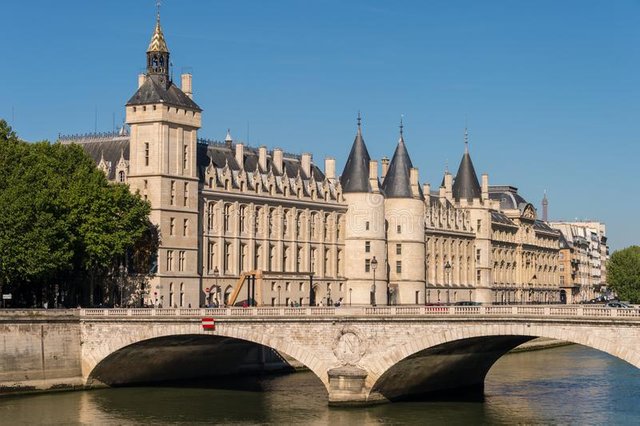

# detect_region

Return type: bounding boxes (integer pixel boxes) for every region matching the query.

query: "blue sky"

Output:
[1,0,638,250]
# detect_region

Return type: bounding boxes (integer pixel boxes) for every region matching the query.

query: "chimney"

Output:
[324,157,336,182]
[369,160,379,192]
[410,167,420,197]
[301,153,312,178]
[258,146,267,171]
[235,143,244,170]
[138,74,146,88]
[444,172,453,199]
[423,183,431,198]
[181,73,193,99]
[273,148,283,174]
[481,173,489,201]
[381,156,390,180]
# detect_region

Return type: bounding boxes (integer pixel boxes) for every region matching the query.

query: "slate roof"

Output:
[58,133,129,181]
[452,146,481,202]
[488,185,529,210]
[381,134,423,199]
[126,75,201,111]
[533,220,560,235]
[340,127,372,193]
[491,210,517,227]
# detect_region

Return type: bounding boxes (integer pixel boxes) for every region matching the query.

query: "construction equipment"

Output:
[226,270,263,306]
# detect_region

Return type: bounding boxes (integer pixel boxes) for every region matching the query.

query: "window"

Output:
[144,142,149,166]
[560,276,565,285]
[224,243,231,273]
[180,282,184,307]
[283,209,289,235]
[285,282,290,292]
[296,247,302,272]
[269,245,275,270]
[397,224,402,234]
[178,251,185,271]
[255,244,262,269]
[476,270,481,283]
[208,242,216,271]
[396,261,402,274]
[183,144,188,170]
[170,217,175,236]
[207,203,215,231]
[396,244,402,255]
[476,249,481,262]
[365,221,370,231]
[239,205,247,233]
[477,219,481,232]
[183,219,188,237]
[183,182,188,206]
[299,282,304,292]
[365,241,371,253]
[169,282,174,307]
[166,250,174,271]
[118,170,125,182]
[224,204,231,232]
[365,259,371,273]
[170,180,176,205]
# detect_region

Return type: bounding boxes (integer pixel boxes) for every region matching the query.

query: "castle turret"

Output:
[381,119,425,304]
[340,114,387,305]
[126,11,202,308]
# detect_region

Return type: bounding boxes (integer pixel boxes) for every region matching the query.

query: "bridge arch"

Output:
[366,322,640,401]
[82,322,331,391]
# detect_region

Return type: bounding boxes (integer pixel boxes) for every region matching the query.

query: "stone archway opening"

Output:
[86,334,324,394]
[369,336,534,402]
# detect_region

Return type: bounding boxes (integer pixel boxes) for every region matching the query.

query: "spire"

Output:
[146,4,170,79]
[542,190,549,222]
[225,129,233,143]
[381,119,420,199]
[452,128,481,202]
[340,113,372,193]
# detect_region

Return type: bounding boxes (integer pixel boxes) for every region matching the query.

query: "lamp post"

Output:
[349,288,352,306]
[444,260,452,305]
[213,266,220,306]
[371,256,378,307]
[278,285,281,307]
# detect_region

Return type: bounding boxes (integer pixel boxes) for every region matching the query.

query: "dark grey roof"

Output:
[381,135,420,198]
[340,127,372,193]
[491,210,517,227]
[533,220,559,235]
[452,146,481,202]
[559,232,571,249]
[126,75,201,111]
[197,141,325,183]
[64,137,129,181]
[488,185,528,210]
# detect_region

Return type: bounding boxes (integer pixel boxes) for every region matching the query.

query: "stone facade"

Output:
[59,15,564,307]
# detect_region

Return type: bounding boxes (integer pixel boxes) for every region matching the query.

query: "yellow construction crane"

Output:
[226,270,263,306]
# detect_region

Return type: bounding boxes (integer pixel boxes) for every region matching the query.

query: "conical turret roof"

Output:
[452,135,481,202]
[340,118,372,193]
[381,131,414,198]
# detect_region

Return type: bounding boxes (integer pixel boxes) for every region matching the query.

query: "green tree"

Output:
[607,246,640,303]
[0,119,155,307]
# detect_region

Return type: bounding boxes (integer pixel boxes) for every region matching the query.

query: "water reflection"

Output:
[1,344,639,425]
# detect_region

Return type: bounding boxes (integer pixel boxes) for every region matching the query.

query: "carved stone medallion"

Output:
[333,326,366,366]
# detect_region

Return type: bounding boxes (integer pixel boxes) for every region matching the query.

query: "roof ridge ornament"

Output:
[357,111,362,135]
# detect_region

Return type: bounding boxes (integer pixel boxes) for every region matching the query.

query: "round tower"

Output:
[340,114,387,305]
[381,120,425,305]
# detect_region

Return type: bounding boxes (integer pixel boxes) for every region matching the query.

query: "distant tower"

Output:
[542,191,549,222]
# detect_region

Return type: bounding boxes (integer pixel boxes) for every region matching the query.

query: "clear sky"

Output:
[1,0,638,250]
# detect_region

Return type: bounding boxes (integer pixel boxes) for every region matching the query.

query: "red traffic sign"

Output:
[202,317,215,330]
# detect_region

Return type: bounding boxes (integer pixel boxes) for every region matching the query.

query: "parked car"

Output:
[454,301,482,306]
[604,301,631,308]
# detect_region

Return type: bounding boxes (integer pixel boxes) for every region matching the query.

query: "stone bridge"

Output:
[2,305,640,405]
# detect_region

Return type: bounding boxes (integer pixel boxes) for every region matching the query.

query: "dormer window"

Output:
[118,170,126,182]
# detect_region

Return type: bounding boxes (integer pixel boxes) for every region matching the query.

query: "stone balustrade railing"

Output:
[59,305,640,319]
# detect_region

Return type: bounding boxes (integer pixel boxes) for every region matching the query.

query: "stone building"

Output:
[60,14,562,307]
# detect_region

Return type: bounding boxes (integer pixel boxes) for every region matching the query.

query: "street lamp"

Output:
[444,260,452,305]
[371,256,378,307]
[213,266,220,306]
[278,285,281,307]
[349,288,352,306]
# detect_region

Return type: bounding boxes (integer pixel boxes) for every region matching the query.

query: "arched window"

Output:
[118,170,125,182]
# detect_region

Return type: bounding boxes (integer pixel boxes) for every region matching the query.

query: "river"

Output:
[1,344,639,425]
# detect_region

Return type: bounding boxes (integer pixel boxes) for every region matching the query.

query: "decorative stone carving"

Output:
[333,326,366,366]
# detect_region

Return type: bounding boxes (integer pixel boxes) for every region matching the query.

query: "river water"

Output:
[1,344,639,425]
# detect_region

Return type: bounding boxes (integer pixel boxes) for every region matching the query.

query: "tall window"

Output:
[365,241,371,253]
[170,217,175,236]
[283,209,289,235]
[144,142,149,166]
[208,242,216,271]
[396,261,402,274]
[183,219,188,237]
[183,182,188,207]
[476,249,481,262]
[296,246,302,272]
[224,204,231,232]
[183,144,188,170]
[255,244,262,269]
[365,258,371,273]
[283,246,289,272]
[167,250,174,271]
[170,180,176,205]
[224,243,231,273]
[239,205,247,234]
[310,213,317,238]
[396,244,402,255]
[365,221,370,231]
[269,245,275,271]
[207,202,215,231]
[118,170,125,182]
[240,244,247,272]
[324,248,330,276]
[477,219,482,232]
[397,224,402,234]
[178,251,185,271]
[337,250,343,276]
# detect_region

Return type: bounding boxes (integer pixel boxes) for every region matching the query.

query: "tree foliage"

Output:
[0,119,157,307]
[607,246,640,303]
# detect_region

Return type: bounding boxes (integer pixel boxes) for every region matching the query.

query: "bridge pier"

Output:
[327,366,383,406]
